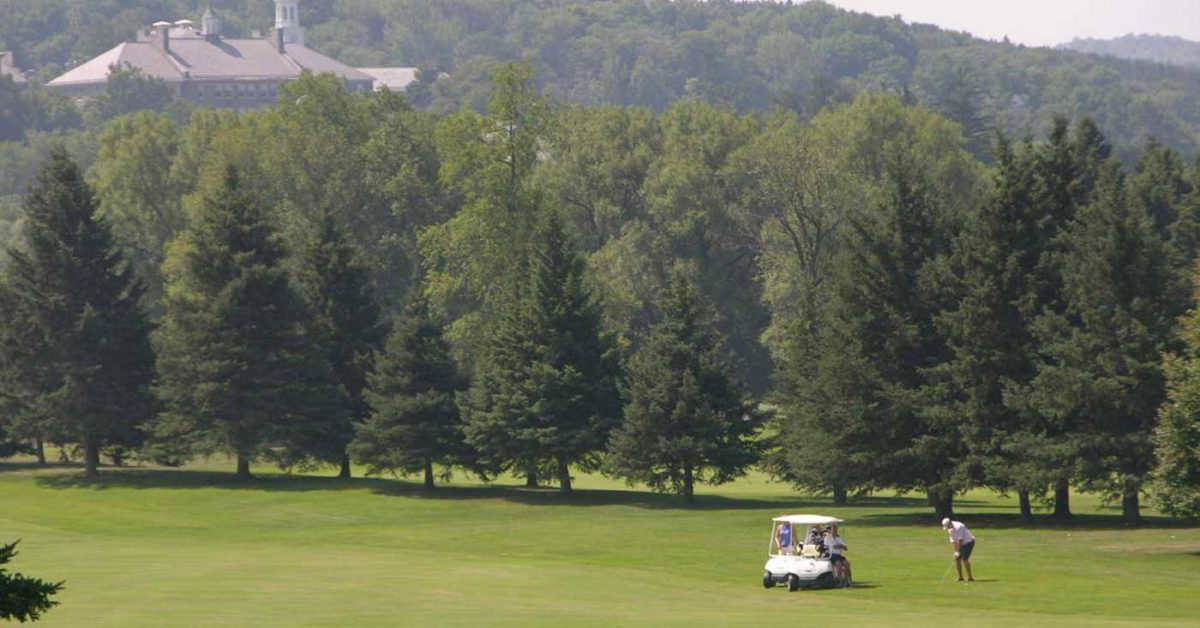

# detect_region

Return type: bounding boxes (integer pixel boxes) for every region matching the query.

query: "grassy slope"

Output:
[1,460,1197,627]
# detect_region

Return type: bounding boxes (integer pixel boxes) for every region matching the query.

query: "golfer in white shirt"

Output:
[941,518,975,582]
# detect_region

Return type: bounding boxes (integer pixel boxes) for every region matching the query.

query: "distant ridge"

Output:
[1061,34,1200,68]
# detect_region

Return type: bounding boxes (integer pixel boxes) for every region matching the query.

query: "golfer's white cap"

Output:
[941,517,951,529]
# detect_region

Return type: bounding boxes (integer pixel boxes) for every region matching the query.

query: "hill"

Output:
[3,0,1200,156]
[1062,34,1200,69]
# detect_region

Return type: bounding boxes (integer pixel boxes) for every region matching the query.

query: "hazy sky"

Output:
[820,0,1200,47]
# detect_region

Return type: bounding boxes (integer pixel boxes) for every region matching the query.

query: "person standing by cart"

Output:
[941,518,975,582]
[775,519,795,554]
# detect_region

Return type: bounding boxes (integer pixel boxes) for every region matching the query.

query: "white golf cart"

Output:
[762,514,851,591]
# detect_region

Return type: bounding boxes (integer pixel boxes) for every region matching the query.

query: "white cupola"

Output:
[274,0,305,45]
[202,6,220,38]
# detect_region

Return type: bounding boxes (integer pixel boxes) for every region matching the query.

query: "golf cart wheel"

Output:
[786,574,800,592]
[816,573,835,589]
[763,572,774,589]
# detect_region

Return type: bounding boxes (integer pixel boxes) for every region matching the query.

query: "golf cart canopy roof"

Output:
[772,514,843,525]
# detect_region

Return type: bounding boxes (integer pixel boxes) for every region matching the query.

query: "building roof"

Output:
[357,67,419,92]
[1,51,26,83]
[48,36,372,88]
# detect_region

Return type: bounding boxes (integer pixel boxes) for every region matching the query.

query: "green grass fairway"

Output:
[2,460,1198,627]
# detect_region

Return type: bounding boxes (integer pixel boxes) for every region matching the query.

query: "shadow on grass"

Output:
[0,460,83,473]
[27,466,935,512]
[857,510,1193,530]
[34,467,395,493]
[26,467,1196,528]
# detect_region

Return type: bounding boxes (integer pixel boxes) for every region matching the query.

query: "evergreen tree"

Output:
[0,540,62,623]
[1026,161,1173,522]
[458,289,542,485]
[1127,138,1195,321]
[0,147,153,478]
[153,165,344,479]
[766,155,958,514]
[930,137,1045,521]
[766,315,889,505]
[606,269,760,502]
[1008,118,1110,519]
[1152,261,1200,519]
[462,211,621,491]
[351,288,466,489]
[834,156,960,516]
[292,207,386,478]
[1129,138,1191,243]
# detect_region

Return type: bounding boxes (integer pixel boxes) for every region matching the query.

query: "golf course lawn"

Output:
[2,459,1198,627]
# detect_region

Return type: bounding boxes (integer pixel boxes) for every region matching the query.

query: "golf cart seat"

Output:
[800,544,821,558]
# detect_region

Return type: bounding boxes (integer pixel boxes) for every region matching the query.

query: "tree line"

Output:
[1,67,1198,520]
[3,0,1200,158]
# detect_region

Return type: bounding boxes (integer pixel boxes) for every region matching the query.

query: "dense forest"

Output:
[2,1,1200,521]
[1063,34,1200,69]
[3,0,1200,158]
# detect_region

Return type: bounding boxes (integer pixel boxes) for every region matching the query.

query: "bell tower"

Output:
[274,0,304,45]
[201,5,220,39]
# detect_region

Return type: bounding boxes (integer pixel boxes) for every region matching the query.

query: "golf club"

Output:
[939,557,955,583]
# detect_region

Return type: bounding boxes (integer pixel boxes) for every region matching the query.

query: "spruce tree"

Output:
[351,289,466,489]
[459,288,542,485]
[153,165,344,479]
[0,540,62,623]
[1152,261,1200,519]
[0,147,153,478]
[1026,160,1173,522]
[606,269,760,502]
[291,207,386,478]
[767,155,958,514]
[833,157,959,516]
[461,211,621,491]
[1127,138,1194,321]
[931,137,1045,521]
[1009,118,1110,519]
[765,316,889,505]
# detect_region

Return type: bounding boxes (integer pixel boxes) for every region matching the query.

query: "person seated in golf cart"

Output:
[824,525,851,587]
